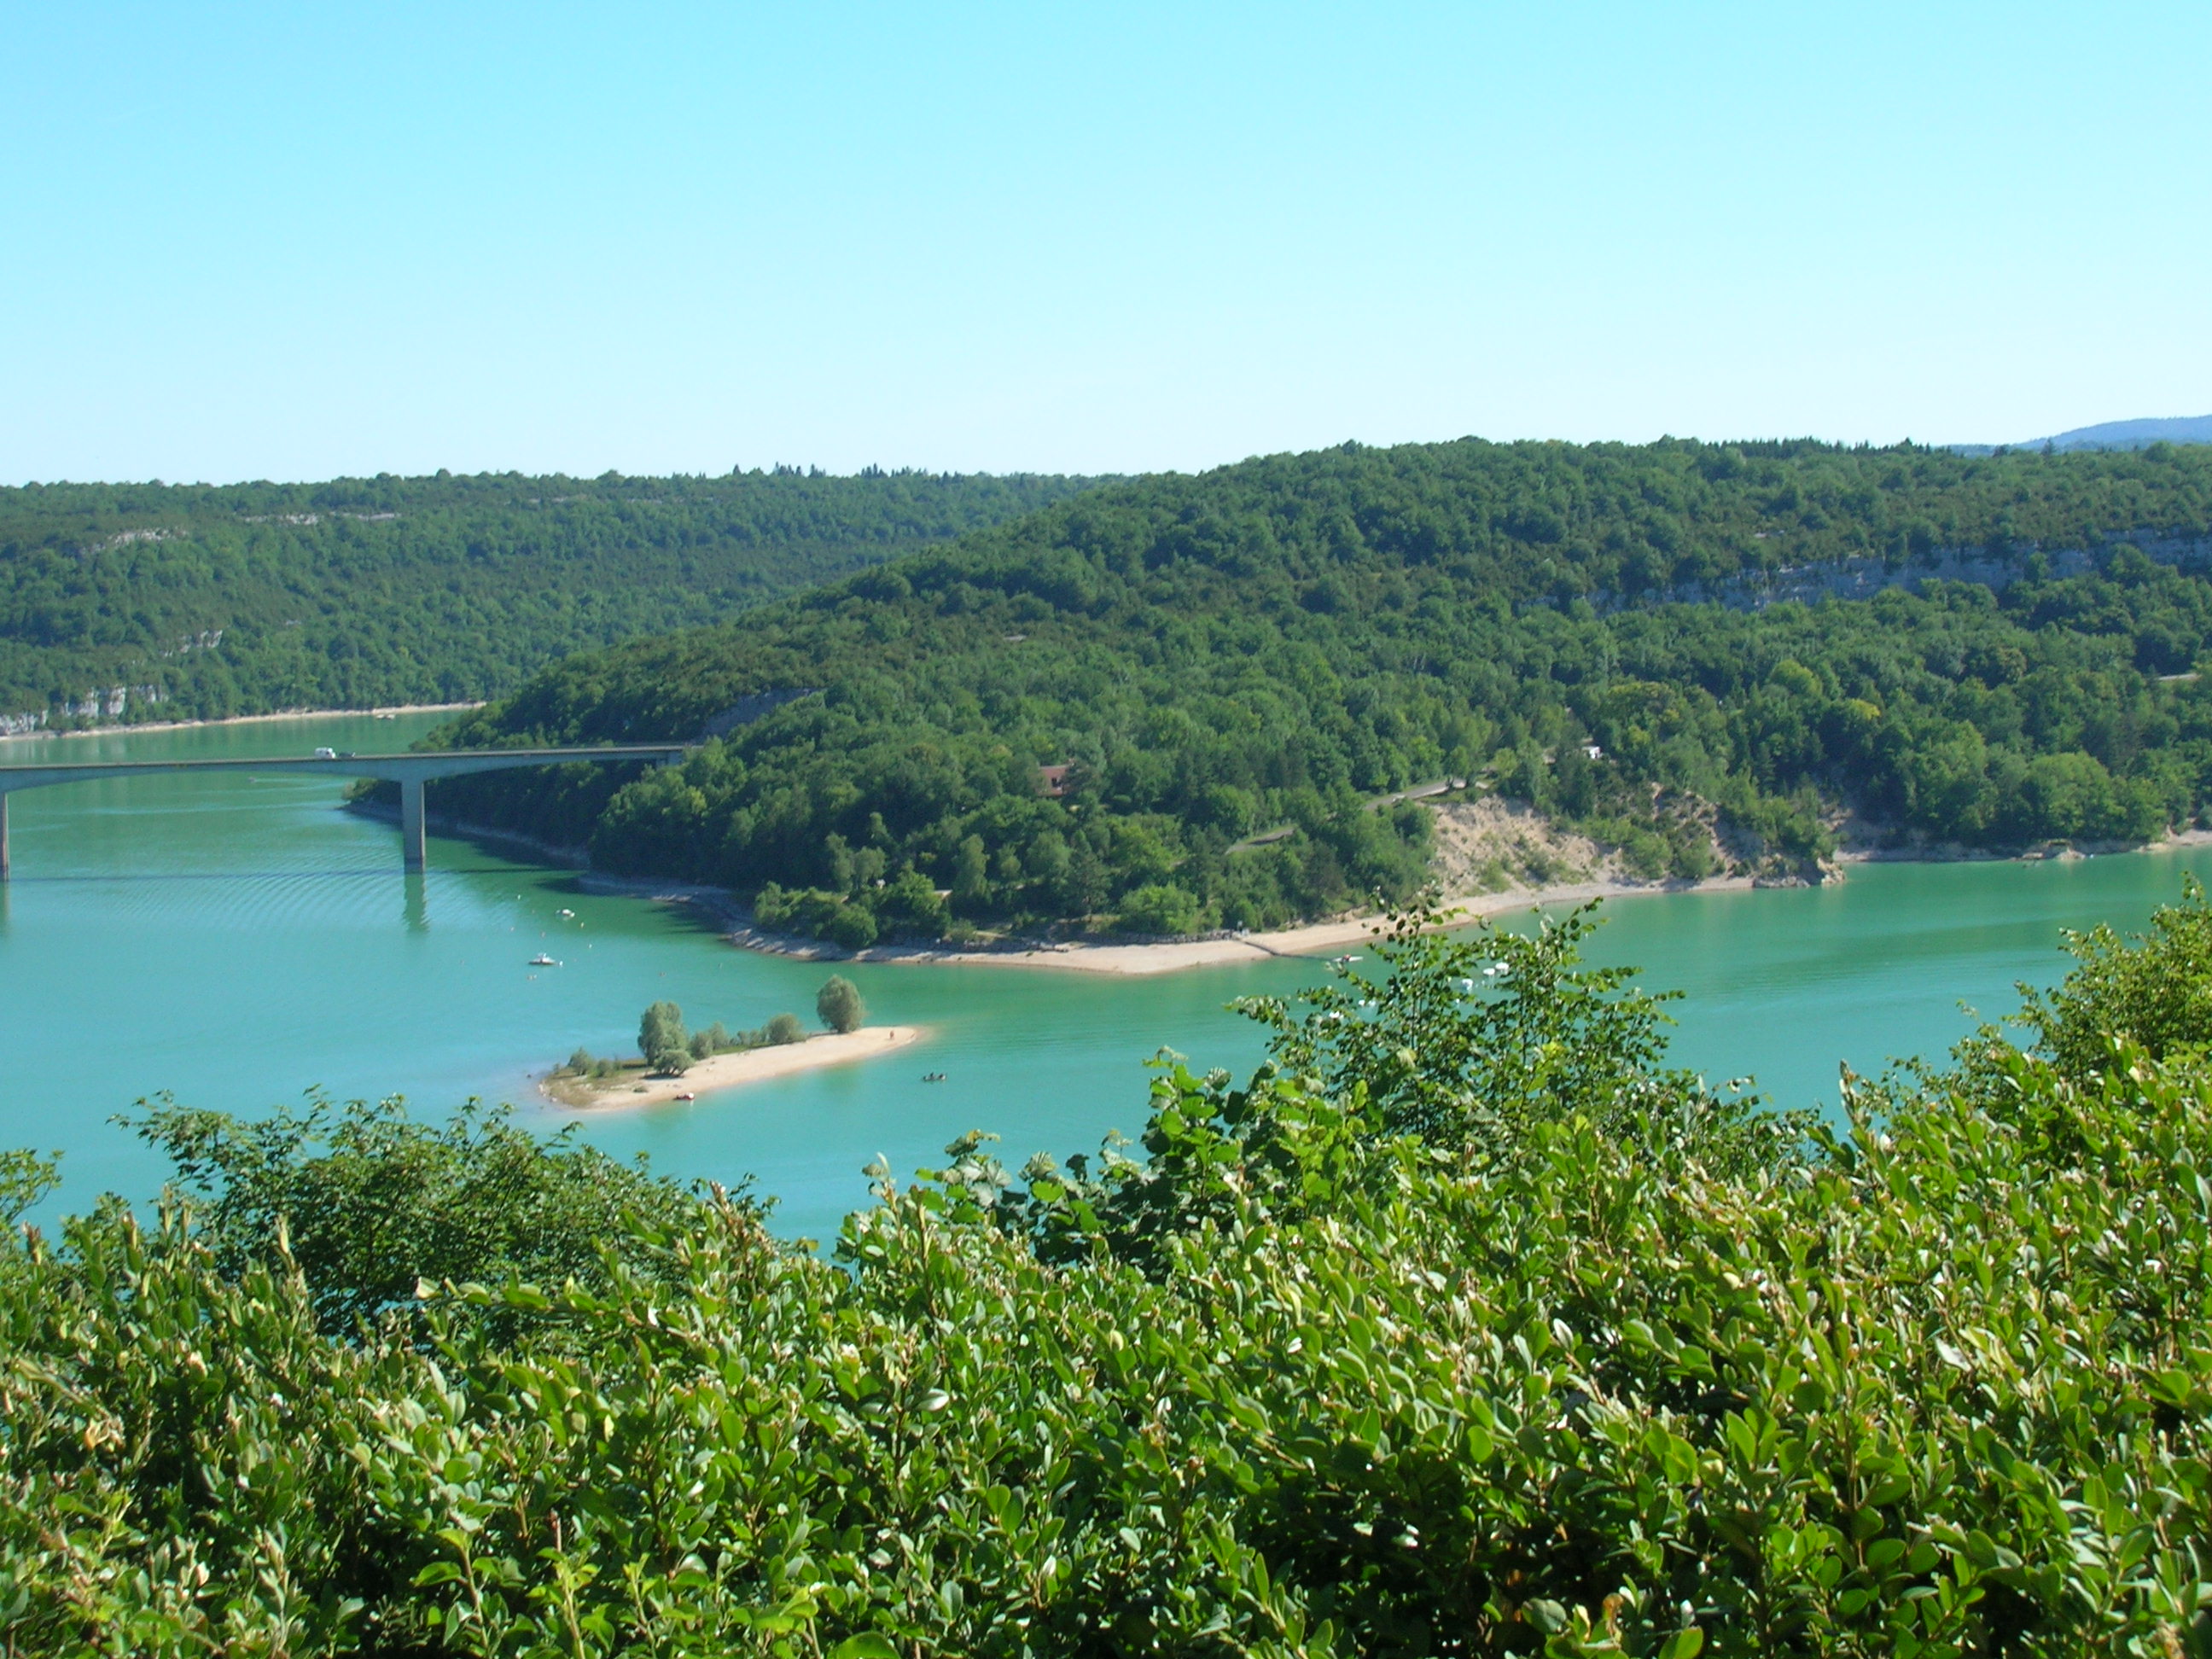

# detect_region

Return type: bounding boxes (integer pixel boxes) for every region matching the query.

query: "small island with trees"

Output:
[540,975,918,1109]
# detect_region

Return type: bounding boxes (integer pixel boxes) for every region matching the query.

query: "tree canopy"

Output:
[0,467,1102,731]
[816,974,865,1033]
[423,437,2212,939]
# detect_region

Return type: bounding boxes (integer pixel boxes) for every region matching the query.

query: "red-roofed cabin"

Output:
[1037,765,1071,798]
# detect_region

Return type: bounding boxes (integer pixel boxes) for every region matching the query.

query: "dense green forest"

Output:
[0,469,1099,731]
[421,438,2212,941]
[8,892,2212,1654]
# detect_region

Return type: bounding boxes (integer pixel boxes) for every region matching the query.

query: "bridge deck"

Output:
[0,745,688,876]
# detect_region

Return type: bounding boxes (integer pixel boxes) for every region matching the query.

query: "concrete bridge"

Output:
[0,745,687,879]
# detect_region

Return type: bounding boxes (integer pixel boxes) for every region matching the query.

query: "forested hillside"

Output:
[0,469,1100,732]
[422,438,2212,941]
[7,894,2212,1654]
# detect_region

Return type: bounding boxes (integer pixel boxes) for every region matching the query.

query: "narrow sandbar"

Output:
[543,1025,923,1111]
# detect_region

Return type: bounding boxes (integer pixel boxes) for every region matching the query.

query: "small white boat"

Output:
[529,953,560,967]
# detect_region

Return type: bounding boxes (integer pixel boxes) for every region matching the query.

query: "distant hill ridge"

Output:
[1956,414,2212,456]
[0,469,1106,733]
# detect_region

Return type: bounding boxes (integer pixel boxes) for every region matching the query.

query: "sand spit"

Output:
[541,1025,923,1111]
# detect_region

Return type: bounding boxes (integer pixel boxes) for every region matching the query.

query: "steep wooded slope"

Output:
[425,438,2212,937]
[0,468,1101,731]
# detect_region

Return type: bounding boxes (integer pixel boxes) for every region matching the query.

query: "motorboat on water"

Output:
[529,953,561,967]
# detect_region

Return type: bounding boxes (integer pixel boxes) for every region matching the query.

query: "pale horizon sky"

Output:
[3,2,2207,486]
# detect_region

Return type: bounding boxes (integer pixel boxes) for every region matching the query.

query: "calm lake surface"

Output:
[6,713,2209,1241]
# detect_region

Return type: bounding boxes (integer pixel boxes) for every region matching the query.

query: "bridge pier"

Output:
[399,778,427,874]
[0,744,685,880]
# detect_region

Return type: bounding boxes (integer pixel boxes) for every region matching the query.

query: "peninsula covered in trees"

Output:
[0,468,1101,733]
[419,437,2212,941]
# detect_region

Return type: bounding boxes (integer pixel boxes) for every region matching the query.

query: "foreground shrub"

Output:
[123,1092,717,1337]
[4,897,2211,1654]
[2016,873,2212,1075]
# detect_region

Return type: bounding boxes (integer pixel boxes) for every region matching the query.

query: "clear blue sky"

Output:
[3,2,2206,483]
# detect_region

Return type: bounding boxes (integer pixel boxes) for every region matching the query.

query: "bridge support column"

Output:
[1,793,9,882]
[399,778,426,873]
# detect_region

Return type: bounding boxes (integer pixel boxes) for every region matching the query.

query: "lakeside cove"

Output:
[26,702,2210,981]
[11,711,2212,1243]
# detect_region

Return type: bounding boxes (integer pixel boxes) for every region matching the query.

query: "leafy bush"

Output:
[1667,825,1717,880]
[2015,872,2212,1074]
[765,1011,805,1045]
[1115,881,1206,936]
[7,895,2212,1653]
[123,1092,717,1337]
[0,1147,56,1227]
[824,903,879,952]
[875,867,950,935]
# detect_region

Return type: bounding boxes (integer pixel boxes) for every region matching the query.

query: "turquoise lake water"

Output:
[5,713,2209,1241]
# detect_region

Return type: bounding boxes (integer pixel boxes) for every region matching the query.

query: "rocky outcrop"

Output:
[1585,533,2212,615]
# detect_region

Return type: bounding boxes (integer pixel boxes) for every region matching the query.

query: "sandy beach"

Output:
[543,1024,923,1110]
[871,874,1766,975]
[695,794,1780,975]
[708,827,2212,979]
